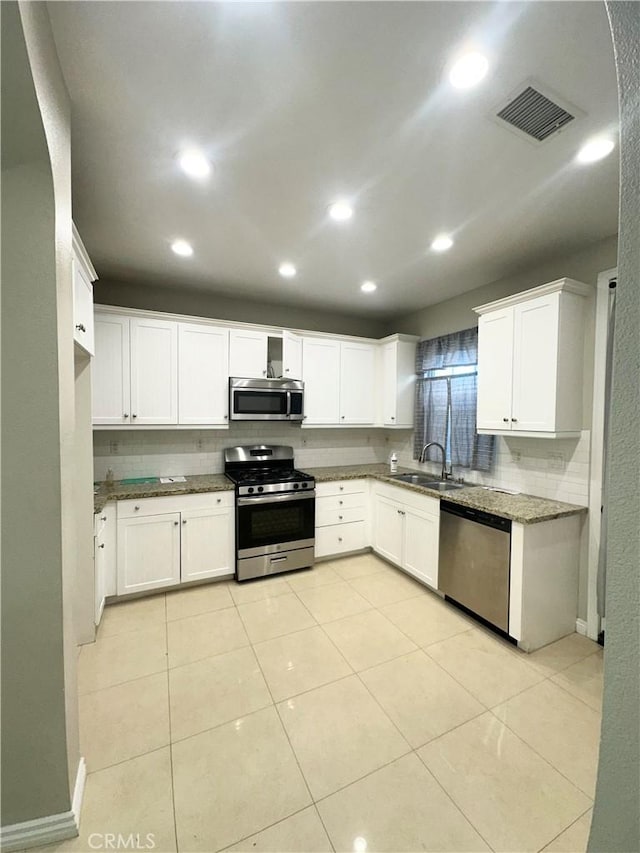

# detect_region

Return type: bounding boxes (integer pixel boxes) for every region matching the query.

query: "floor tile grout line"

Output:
[412,746,497,852]
[535,803,594,852]
[548,671,603,715]
[211,803,329,853]
[485,706,597,802]
[81,742,171,778]
[78,665,169,698]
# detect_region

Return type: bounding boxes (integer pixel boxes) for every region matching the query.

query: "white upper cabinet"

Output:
[282,330,303,380]
[93,314,131,424]
[475,278,590,438]
[130,318,178,425]
[229,329,268,378]
[476,308,515,432]
[340,341,376,424]
[380,336,417,427]
[302,337,341,424]
[72,225,97,356]
[178,323,229,425]
[93,312,178,426]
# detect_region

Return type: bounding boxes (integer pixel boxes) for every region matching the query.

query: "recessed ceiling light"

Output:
[576,137,615,164]
[278,262,297,278]
[449,52,489,89]
[431,234,454,253]
[171,239,193,257]
[328,201,353,222]
[361,281,377,293]
[178,148,211,179]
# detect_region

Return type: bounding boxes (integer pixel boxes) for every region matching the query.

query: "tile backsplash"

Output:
[93,424,391,480]
[94,425,590,506]
[393,430,591,506]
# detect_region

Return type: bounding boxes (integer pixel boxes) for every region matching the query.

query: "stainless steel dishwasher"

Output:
[439,501,512,633]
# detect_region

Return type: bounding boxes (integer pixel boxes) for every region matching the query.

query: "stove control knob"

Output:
[248,487,254,494]
[293,483,299,490]
[301,482,307,489]
[257,486,264,493]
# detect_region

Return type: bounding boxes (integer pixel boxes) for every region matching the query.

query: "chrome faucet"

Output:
[420,442,451,481]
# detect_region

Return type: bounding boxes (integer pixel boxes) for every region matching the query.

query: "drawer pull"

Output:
[270,555,288,563]
[98,543,105,549]
[339,486,344,491]
[503,418,509,423]
[339,515,343,520]
[217,498,221,503]
[338,537,343,542]
[134,506,140,511]
[182,519,187,525]
[174,521,179,526]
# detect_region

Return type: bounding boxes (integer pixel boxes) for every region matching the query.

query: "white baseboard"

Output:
[72,756,87,823]
[576,618,588,636]
[0,757,85,852]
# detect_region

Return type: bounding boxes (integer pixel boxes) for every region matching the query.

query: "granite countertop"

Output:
[94,473,233,513]
[305,463,587,525]
[94,464,587,525]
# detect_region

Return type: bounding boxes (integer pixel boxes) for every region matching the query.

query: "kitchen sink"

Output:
[390,473,468,491]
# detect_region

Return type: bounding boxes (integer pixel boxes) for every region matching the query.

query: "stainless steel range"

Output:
[224,445,315,582]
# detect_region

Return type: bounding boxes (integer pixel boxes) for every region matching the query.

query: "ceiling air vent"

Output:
[493,80,583,145]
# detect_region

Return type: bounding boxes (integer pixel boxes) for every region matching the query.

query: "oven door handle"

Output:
[237,491,316,507]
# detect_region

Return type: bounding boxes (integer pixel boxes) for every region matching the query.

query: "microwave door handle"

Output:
[286,389,291,417]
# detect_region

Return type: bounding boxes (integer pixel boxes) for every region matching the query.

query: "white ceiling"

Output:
[48,1,618,318]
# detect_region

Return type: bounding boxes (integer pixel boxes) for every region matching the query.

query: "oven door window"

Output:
[237,498,315,551]
[233,390,287,416]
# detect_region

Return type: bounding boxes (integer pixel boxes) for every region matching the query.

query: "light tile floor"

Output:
[42,553,603,853]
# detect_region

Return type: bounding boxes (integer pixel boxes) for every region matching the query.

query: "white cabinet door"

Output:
[229,329,268,378]
[382,341,398,425]
[403,507,439,589]
[340,341,376,424]
[477,308,514,431]
[373,496,403,566]
[181,506,234,582]
[93,314,131,425]
[117,513,181,595]
[178,323,229,425]
[130,318,178,425]
[302,338,340,424]
[73,258,94,355]
[282,331,303,380]
[512,294,559,432]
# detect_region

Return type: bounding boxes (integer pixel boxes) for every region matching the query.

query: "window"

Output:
[414,328,494,471]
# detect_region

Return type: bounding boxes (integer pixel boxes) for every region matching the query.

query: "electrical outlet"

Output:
[109,440,119,454]
[548,452,566,471]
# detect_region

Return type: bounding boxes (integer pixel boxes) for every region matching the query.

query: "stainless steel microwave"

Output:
[229,377,304,421]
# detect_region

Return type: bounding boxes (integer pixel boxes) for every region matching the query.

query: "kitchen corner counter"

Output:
[94,473,233,514]
[305,464,587,525]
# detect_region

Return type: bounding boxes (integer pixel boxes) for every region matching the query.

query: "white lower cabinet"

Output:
[94,503,116,624]
[372,483,440,589]
[116,492,235,595]
[314,480,368,559]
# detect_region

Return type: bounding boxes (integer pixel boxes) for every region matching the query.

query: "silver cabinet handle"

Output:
[123,413,129,418]
[511,418,518,423]
[339,500,343,505]
[339,515,343,520]
[182,519,187,525]
[339,486,344,491]
[174,521,179,526]
[391,416,395,420]
[98,543,105,549]
[101,516,107,521]
[134,506,140,511]
[503,418,509,423]
[75,323,86,332]
[216,498,221,503]
[132,414,138,419]
[285,368,290,372]
[341,415,345,420]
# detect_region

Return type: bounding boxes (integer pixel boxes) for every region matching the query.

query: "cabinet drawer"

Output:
[316,479,367,499]
[316,505,365,528]
[117,490,234,518]
[316,492,364,513]
[315,521,366,559]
